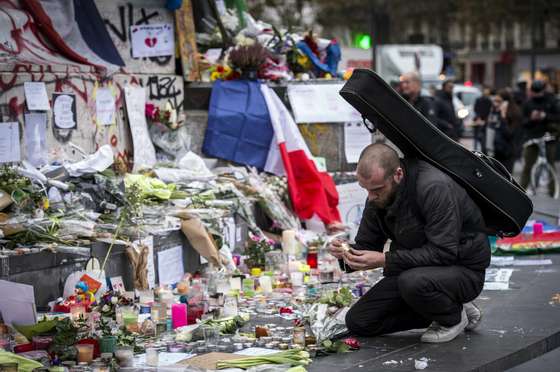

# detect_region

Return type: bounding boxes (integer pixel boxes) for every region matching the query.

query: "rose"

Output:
[111,296,118,305]
[145,103,156,119]
[343,338,360,350]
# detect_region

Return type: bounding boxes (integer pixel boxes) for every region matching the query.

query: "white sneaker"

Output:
[463,302,482,331]
[420,309,468,343]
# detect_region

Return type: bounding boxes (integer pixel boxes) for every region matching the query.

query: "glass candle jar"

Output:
[75,344,94,364]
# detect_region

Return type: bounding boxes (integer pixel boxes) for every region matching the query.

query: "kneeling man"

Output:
[330,144,490,343]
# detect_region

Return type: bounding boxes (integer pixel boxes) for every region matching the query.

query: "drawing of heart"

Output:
[144,37,157,47]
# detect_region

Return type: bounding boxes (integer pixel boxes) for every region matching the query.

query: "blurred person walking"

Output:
[473,86,493,153]
[520,80,560,195]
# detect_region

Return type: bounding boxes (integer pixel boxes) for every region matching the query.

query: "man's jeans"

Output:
[345,266,485,336]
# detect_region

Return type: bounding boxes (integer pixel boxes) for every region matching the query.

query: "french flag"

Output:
[260,85,341,226]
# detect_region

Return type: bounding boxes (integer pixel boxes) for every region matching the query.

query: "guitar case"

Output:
[339,69,533,237]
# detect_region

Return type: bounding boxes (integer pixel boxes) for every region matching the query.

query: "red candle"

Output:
[307,251,318,269]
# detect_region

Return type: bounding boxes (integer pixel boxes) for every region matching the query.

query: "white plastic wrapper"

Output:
[305,303,349,344]
[64,145,114,177]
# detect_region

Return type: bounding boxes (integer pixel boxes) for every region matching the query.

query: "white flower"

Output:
[111,297,118,305]
[102,304,110,312]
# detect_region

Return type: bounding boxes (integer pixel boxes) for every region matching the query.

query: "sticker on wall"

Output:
[52,93,77,129]
[130,23,175,58]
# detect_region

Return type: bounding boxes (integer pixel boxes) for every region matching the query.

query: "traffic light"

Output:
[355,33,372,49]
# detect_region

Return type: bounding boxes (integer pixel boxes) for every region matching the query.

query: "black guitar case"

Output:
[340,69,533,237]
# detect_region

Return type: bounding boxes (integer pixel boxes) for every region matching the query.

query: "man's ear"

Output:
[394,167,404,183]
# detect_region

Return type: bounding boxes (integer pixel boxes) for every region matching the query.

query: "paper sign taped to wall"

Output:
[24,82,50,111]
[96,88,116,125]
[131,23,175,58]
[53,93,77,129]
[0,122,21,163]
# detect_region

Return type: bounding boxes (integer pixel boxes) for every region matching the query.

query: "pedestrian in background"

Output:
[486,90,522,173]
[435,80,461,140]
[400,72,456,139]
[520,80,560,194]
[473,86,493,153]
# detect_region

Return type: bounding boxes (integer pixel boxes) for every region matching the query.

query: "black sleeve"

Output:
[384,181,462,276]
[353,200,388,252]
[339,200,388,272]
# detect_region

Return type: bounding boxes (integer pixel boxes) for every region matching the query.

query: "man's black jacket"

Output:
[352,158,490,276]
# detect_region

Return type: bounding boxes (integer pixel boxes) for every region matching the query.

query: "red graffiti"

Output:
[8,96,24,117]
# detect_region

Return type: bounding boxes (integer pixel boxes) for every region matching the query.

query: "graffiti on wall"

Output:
[98,1,175,74]
[0,71,184,168]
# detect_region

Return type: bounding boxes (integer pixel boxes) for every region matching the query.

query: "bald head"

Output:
[357,144,400,179]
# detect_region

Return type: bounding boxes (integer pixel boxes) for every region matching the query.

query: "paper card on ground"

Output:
[0,122,21,163]
[52,92,77,129]
[130,23,174,58]
[24,82,50,111]
[0,280,37,326]
[157,246,184,285]
[124,86,157,171]
[132,236,155,289]
[96,88,116,125]
[24,113,48,168]
[344,122,372,163]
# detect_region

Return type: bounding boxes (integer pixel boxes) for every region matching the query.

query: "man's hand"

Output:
[327,239,347,260]
[343,248,385,271]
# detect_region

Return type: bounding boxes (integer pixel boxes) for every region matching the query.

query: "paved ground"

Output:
[308,253,560,372]
[308,194,560,372]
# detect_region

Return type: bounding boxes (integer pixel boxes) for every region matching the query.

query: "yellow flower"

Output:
[210,71,220,81]
[42,198,49,210]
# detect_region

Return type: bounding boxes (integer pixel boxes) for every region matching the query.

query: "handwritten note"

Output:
[344,122,372,163]
[53,93,77,129]
[157,246,184,285]
[124,86,157,171]
[96,88,116,125]
[130,23,174,58]
[24,82,50,111]
[0,122,21,163]
[24,113,48,168]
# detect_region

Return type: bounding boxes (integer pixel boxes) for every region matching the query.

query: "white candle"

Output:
[290,272,304,287]
[230,276,242,291]
[282,230,296,255]
[259,275,273,294]
[146,348,159,367]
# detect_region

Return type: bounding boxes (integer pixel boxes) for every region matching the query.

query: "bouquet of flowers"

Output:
[145,102,180,131]
[244,232,275,270]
